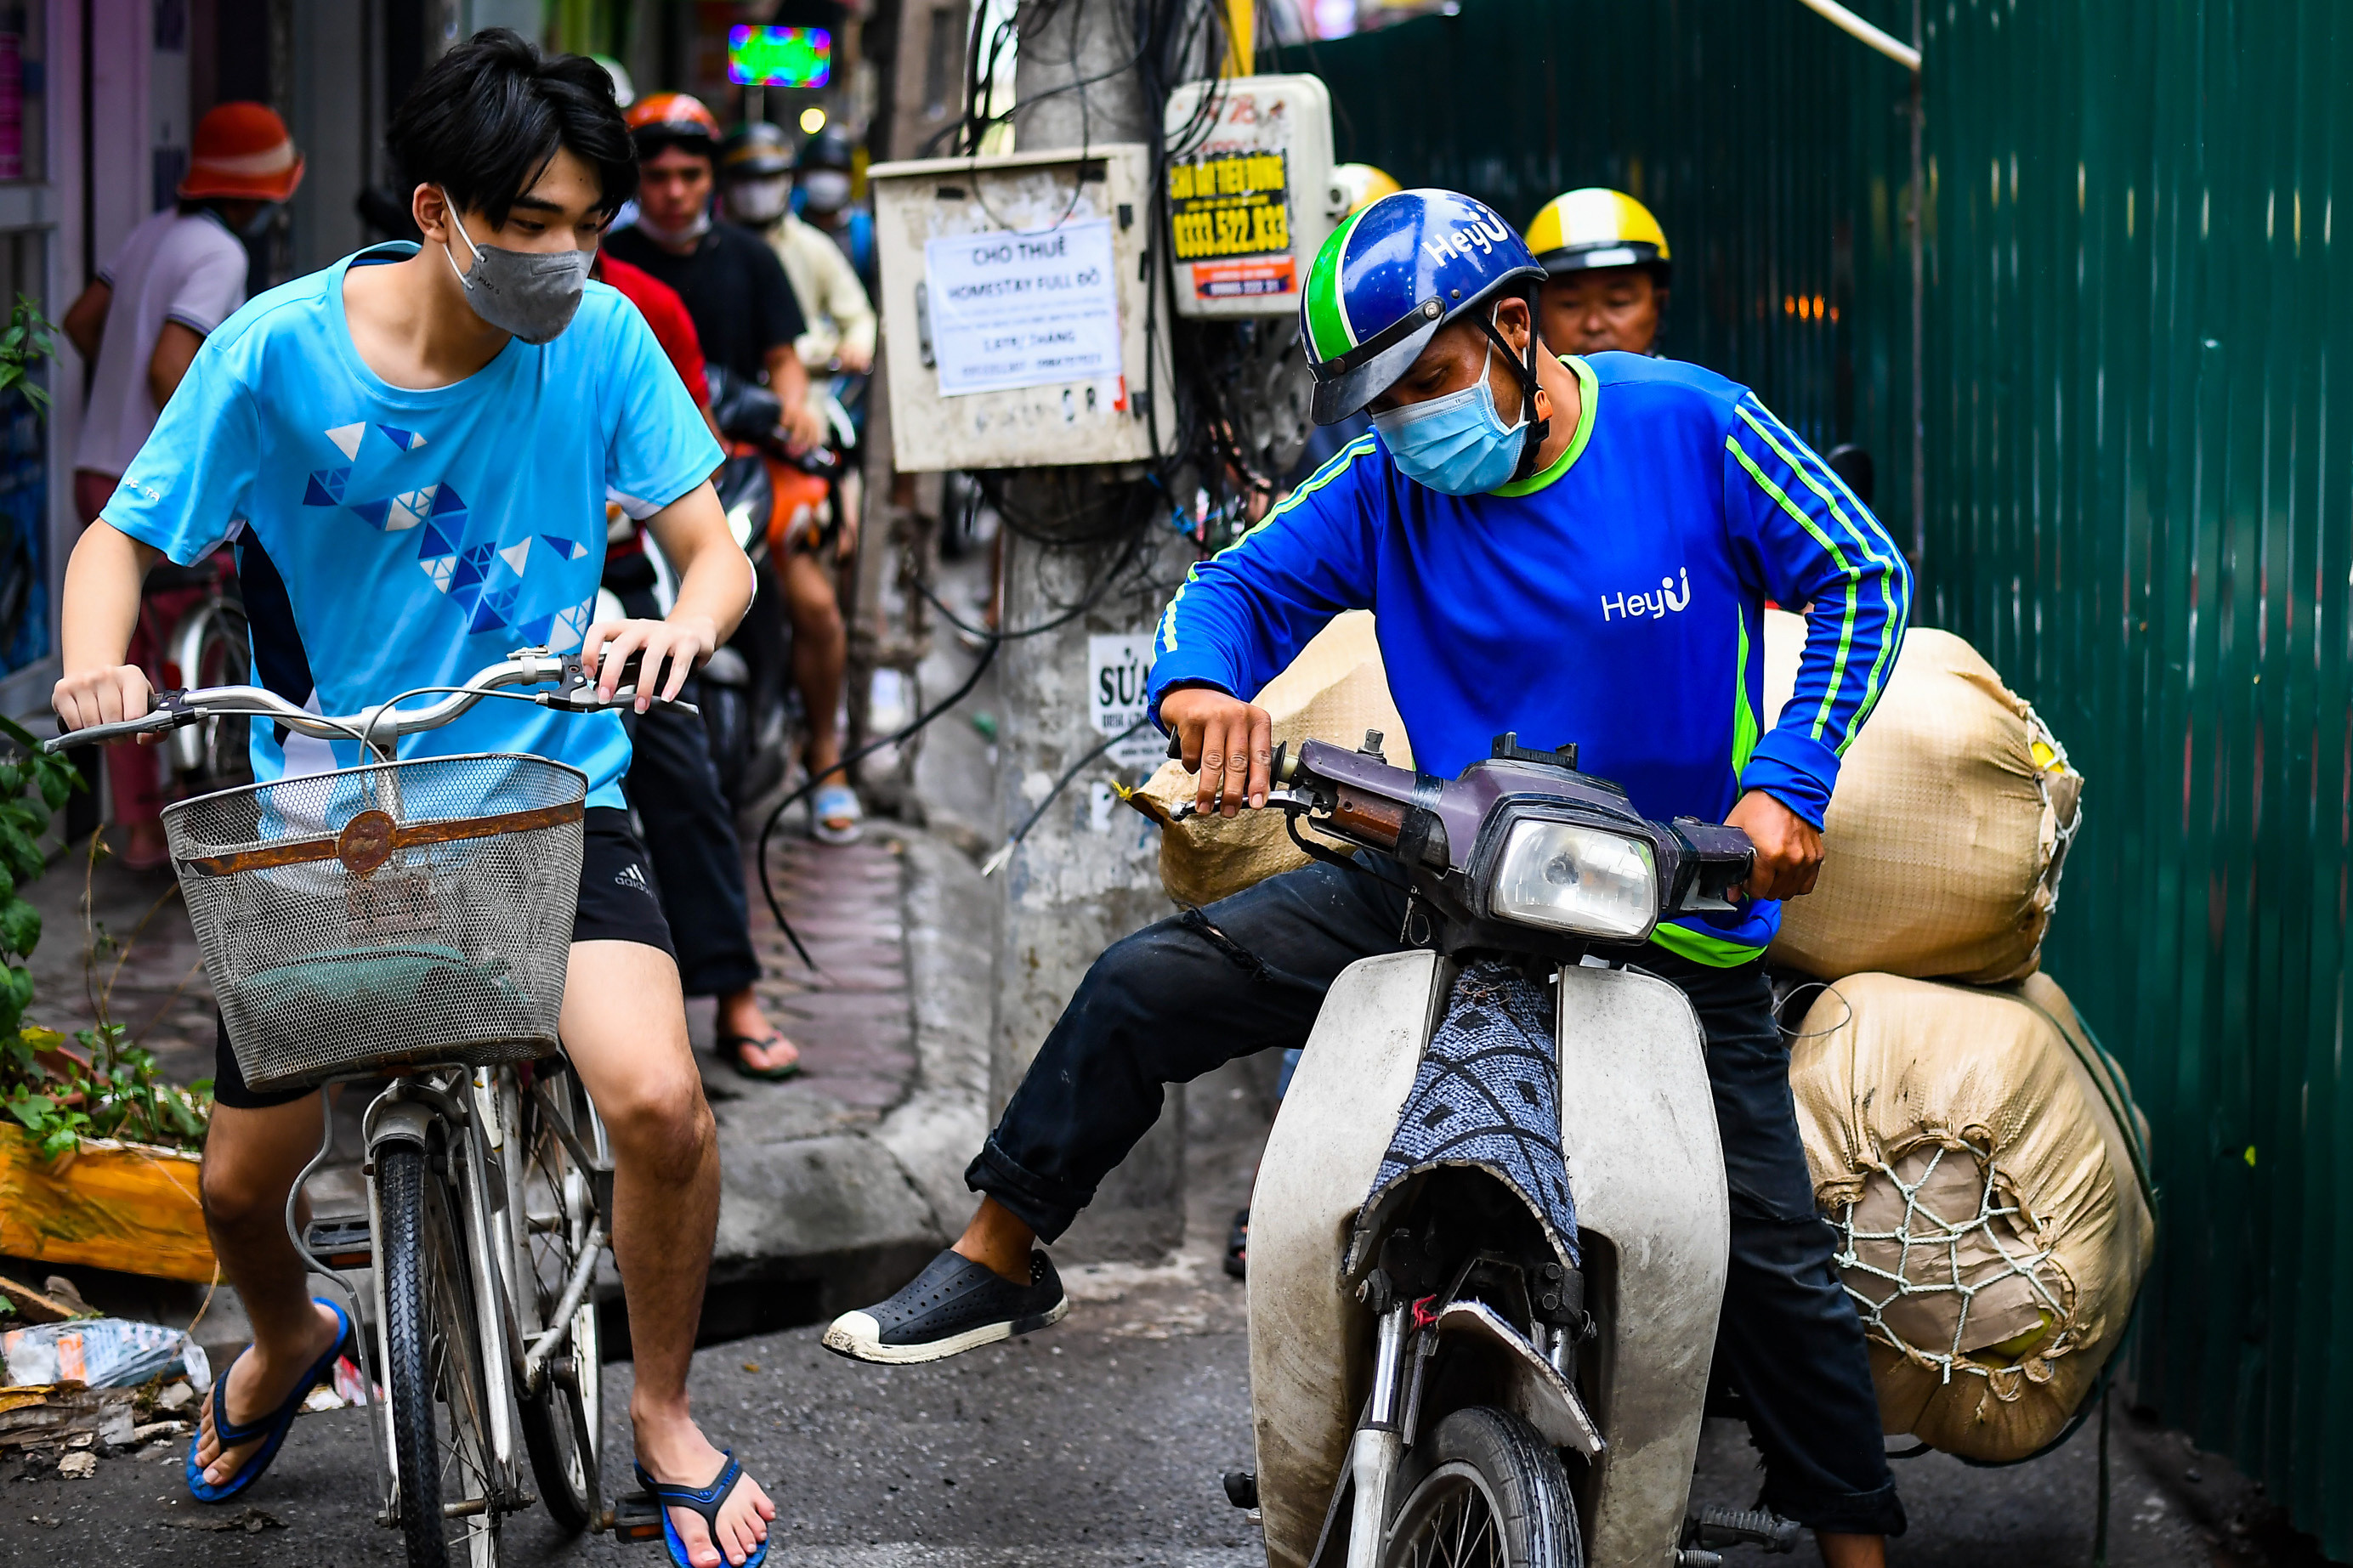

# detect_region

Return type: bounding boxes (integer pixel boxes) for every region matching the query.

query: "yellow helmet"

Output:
[1525,188,1671,282]
[1330,163,1403,217]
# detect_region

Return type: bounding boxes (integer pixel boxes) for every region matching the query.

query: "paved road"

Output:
[0,1084,2248,1568]
[0,1265,2237,1568]
[0,939,2288,1568]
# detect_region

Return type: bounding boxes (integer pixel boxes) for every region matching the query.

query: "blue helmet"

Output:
[1300,188,1547,427]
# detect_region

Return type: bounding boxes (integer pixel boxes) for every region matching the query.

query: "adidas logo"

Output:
[615,863,655,896]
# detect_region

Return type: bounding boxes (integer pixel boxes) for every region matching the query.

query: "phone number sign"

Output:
[1168,151,1291,261]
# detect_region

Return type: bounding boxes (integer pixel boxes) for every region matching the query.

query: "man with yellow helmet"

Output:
[1526,187,1672,357]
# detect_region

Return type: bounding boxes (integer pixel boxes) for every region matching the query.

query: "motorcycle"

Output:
[1202,732,1806,1568]
[607,369,856,808]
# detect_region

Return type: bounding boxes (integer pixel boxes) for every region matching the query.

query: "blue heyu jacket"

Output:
[1148,353,1913,965]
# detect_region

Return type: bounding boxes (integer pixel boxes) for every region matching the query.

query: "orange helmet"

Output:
[626,93,721,160]
[180,102,304,202]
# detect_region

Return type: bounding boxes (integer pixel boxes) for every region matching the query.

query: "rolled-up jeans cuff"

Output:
[1761,1477,1907,1538]
[964,1135,1089,1243]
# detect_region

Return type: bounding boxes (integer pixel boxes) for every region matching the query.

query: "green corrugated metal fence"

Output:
[1920,3,2351,1550]
[1280,0,2353,1553]
[1273,0,1918,494]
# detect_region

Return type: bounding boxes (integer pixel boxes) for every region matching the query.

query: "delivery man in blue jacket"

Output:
[825,190,1910,1558]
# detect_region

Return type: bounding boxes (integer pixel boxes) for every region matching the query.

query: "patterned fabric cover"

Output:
[1349,958,1580,1273]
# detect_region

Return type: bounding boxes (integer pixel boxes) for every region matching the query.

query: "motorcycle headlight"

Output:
[1487,818,1659,940]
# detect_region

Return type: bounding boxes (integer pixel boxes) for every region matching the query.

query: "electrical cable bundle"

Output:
[756,0,1300,959]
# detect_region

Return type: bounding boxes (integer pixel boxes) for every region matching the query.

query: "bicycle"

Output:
[48,648,685,1567]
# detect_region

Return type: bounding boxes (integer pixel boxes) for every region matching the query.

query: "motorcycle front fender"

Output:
[1554,963,1729,1568]
[1249,949,1449,1568]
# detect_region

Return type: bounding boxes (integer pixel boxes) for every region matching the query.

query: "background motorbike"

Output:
[607,369,855,808]
[1206,733,1803,1568]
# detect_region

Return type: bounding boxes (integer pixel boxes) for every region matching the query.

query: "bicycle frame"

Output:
[51,649,650,1547]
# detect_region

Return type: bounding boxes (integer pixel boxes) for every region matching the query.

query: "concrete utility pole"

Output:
[992,3,1193,1263]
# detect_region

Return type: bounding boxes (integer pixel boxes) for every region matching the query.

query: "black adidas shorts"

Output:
[211,807,675,1110]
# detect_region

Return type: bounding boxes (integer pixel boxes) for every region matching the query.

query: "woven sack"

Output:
[1129,611,1412,908]
[1790,971,2154,1462]
[1762,609,2083,982]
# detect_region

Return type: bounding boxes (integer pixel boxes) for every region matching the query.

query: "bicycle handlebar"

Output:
[42,647,698,756]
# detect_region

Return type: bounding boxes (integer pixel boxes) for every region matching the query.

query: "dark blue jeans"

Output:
[967,858,1903,1537]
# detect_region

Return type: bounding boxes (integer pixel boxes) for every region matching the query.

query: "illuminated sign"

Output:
[728,26,831,88]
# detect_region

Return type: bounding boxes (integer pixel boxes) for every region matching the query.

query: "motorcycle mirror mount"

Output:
[1490,730,1580,773]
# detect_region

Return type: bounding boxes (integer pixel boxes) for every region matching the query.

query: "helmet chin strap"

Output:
[1476,286,1553,484]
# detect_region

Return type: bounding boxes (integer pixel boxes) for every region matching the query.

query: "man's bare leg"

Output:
[562,940,773,1568]
[951,1196,1035,1285]
[781,548,847,784]
[1817,1537,1886,1568]
[717,984,798,1074]
[192,1096,345,1485]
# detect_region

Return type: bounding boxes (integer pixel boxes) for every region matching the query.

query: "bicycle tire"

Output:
[1381,1407,1582,1568]
[382,1135,505,1568]
[512,1067,606,1532]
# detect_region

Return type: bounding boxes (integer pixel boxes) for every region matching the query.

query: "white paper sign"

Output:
[1087,633,1166,774]
[927,219,1125,396]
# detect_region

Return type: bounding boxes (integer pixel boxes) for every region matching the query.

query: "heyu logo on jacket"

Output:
[1601,568,1692,623]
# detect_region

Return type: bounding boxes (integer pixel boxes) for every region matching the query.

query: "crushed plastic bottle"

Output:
[0,1318,194,1389]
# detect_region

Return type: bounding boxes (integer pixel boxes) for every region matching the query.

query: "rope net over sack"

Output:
[1831,1139,2071,1393]
[1791,971,2154,1462]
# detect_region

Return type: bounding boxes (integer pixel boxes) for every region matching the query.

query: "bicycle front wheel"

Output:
[512,1063,607,1532]
[381,1133,504,1568]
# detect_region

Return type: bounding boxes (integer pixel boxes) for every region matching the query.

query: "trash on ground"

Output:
[130,1418,190,1443]
[299,1356,373,1413]
[55,1449,95,1479]
[1,1317,194,1390]
[0,1383,139,1450]
[0,1275,85,1325]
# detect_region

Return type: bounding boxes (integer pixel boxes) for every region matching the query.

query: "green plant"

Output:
[0,295,56,416]
[0,717,211,1158]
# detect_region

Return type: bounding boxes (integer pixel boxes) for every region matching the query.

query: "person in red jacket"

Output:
[593,251,802,1079]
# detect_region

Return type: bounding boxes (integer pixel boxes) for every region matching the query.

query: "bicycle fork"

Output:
[347,1078,530,1530]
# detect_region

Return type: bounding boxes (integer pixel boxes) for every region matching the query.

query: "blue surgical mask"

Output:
[1370,337,1529,495]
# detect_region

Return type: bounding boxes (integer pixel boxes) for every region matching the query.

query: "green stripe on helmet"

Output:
[1305,207,1368,364]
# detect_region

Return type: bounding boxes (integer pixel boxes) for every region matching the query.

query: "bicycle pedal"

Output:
[609,1490,666,1543]
[304,1214,374,1269]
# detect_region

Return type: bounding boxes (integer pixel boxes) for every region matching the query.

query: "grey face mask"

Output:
[439,188,591,345]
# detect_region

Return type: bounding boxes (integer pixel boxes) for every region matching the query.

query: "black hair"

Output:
[385,28,638,228]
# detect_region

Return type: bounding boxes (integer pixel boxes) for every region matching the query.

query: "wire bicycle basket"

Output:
[163,754,588,1093]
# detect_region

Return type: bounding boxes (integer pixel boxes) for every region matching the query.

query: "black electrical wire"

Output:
[755,635,1003,970]
[978,716,1152,876]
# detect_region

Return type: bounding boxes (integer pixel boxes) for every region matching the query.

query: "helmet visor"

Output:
[1309,318,1441,426]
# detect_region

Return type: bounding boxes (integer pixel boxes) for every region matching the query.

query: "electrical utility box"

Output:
[1163,74,1335,319]
[869,144,1175,473]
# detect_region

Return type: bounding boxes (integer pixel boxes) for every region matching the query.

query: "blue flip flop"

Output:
[185,1295,353,1504]
[633,1449,769,1568]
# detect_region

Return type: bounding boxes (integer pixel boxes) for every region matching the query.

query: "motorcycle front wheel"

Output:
[1381,1407,1580,1568]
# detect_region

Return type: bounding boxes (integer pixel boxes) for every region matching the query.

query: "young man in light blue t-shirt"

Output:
[53,32,774,1568]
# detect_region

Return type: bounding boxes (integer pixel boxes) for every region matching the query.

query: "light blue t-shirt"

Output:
[105,243,723,809]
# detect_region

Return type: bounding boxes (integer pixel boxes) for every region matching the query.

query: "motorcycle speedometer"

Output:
[1486,818,1660,941]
